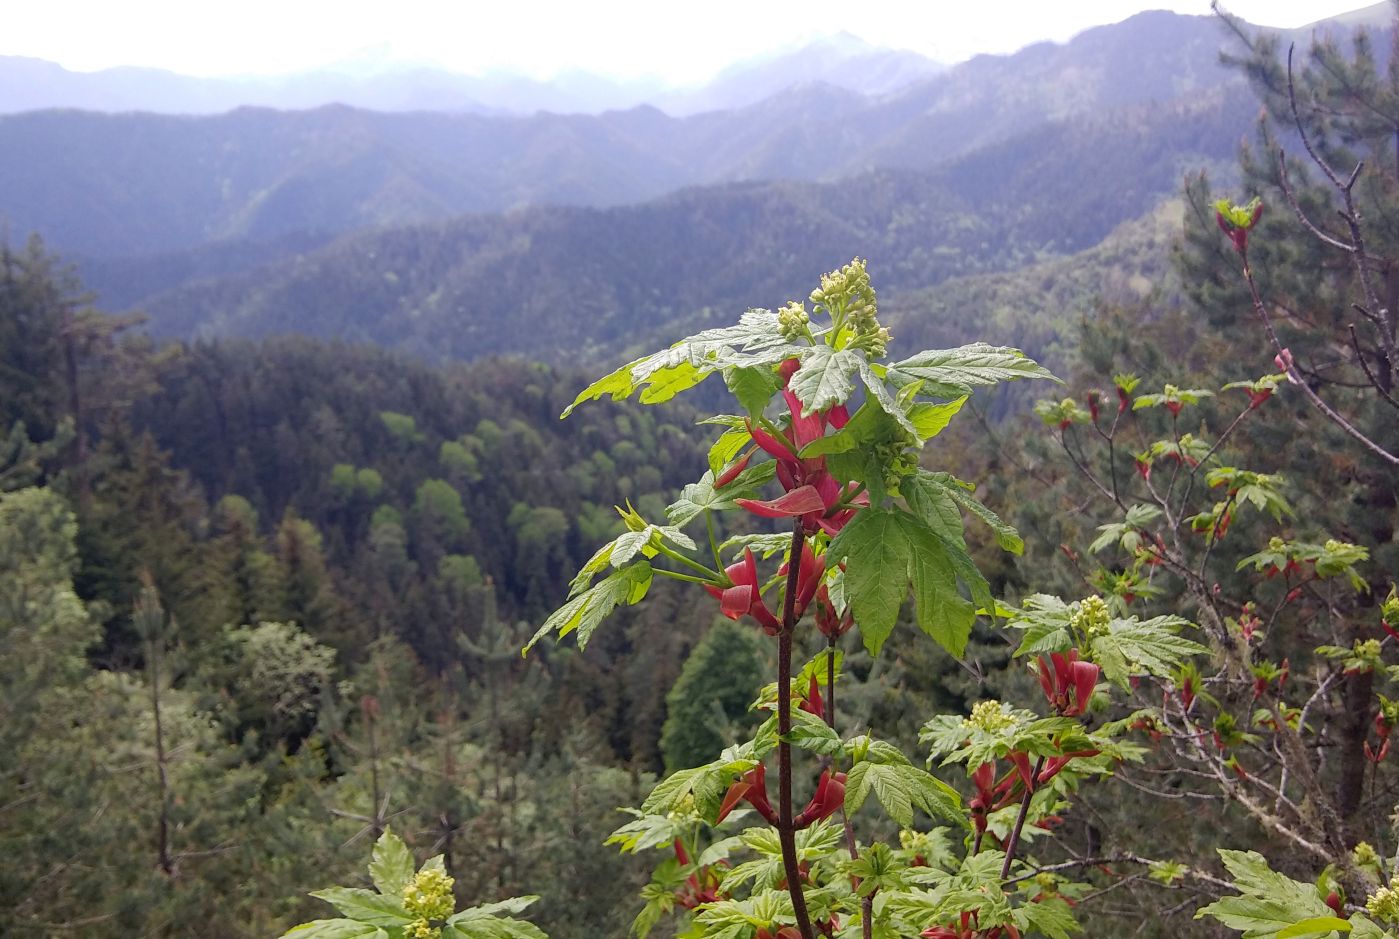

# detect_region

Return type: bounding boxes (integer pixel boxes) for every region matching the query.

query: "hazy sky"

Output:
[0,1,1376,82]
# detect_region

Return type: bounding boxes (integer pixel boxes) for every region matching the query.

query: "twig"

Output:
[1349,323,1399,408]
[1286,45,1396,370]
[1240,260,1398,464]
[1276,151,1359,253]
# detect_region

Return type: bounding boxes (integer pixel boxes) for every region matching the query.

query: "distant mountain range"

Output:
[1,4,1391,373]
[5,11,1250,262]
[96,89,1253,368]
[0,31,943,118]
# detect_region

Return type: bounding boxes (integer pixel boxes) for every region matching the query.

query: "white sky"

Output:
[0,1,1376,82]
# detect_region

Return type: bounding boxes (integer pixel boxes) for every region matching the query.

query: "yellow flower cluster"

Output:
[809,258,890,356]
[1071,596,1111,640]
[777,300,809,341]
[1366,874,1399,924]
[403,867,456,938]
[1353,841,1380,868]
[964,699,1016,733]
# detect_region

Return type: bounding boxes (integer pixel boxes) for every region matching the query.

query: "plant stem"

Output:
[651,567,719,587]
[817,638,861,939]
[654,543,722,580]
[778,518,817,939]
[1000,756,1046,880]
[706,509,724,571]
[824,633,836,727]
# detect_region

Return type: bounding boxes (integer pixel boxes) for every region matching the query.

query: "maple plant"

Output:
[522,259,1222,939]
[1020,183,1399,936]
[280,829,545,938]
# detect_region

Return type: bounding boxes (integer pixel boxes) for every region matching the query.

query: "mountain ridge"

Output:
[112,87,1252,371]
[0,31,941,118]
[2,9,1251,263]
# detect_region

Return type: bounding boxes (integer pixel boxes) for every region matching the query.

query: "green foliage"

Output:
[219,621,336,741]
[660,620,766,772]
[827,507,988,657]
[903,470,1024,555]
[1196,851,1381,938]
[6,13,1396,935]
[381,411,425,445]
[413,478,471,556]
[843,756,963,828]
[533,260,1081,939]
[332,464,385,501]
[524,562,654,653]
[563,308,806,416]
[281,829,546,939]
[0,486,93,679]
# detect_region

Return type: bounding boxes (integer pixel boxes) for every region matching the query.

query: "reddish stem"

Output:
[778,518,816,939]
[1000,756,1047,880]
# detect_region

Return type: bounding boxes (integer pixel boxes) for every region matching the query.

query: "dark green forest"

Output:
[3,8,1399,939]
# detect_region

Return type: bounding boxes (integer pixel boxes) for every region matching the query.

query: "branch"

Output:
[1349,323,1399,408]
[1058,427,1125,510]
[1276,151,1359,253]
[1286,45,1396,368]
[1007,853,1237,892]
[1240,260,1398,464]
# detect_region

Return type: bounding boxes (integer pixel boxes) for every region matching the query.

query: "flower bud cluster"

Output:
[1366,875,1399,924]
[964,699,1016,733]
[810,258,890,356]
[1071,596,1111,640]
[777,300,810,340]
[810,257,873,313]
[403,868,456,938]
[1353,841,1381,869]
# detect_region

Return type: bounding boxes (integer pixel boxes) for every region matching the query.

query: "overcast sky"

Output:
[0,1,1377,83]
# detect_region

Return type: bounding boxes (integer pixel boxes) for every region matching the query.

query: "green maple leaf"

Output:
[563,309,805,416]
[1090,615,1206,686]
[1195,850,1343,938]
[306,889,411,927]
[725,365,783,416]
[845,761,913,826]
[524,562,653,653]
[789,345,863,416]
[283,922,387,938]
[445,899,546,939]
[903,470,1023,555]
[828,508,990,657]
[858,361,918,435]
[1012,898,1080,939]
[570,524,694,595]
[366,830,415,897]
[845,757,963,827]
[907,398,969,445]
[886,343,1059,400]
[665,463,775,527]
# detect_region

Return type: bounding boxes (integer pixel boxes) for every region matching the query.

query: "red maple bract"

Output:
[1037,650,1099,717]
[704,547,781,633]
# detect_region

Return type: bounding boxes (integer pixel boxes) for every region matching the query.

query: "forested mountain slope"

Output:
[119,88,1250,366]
